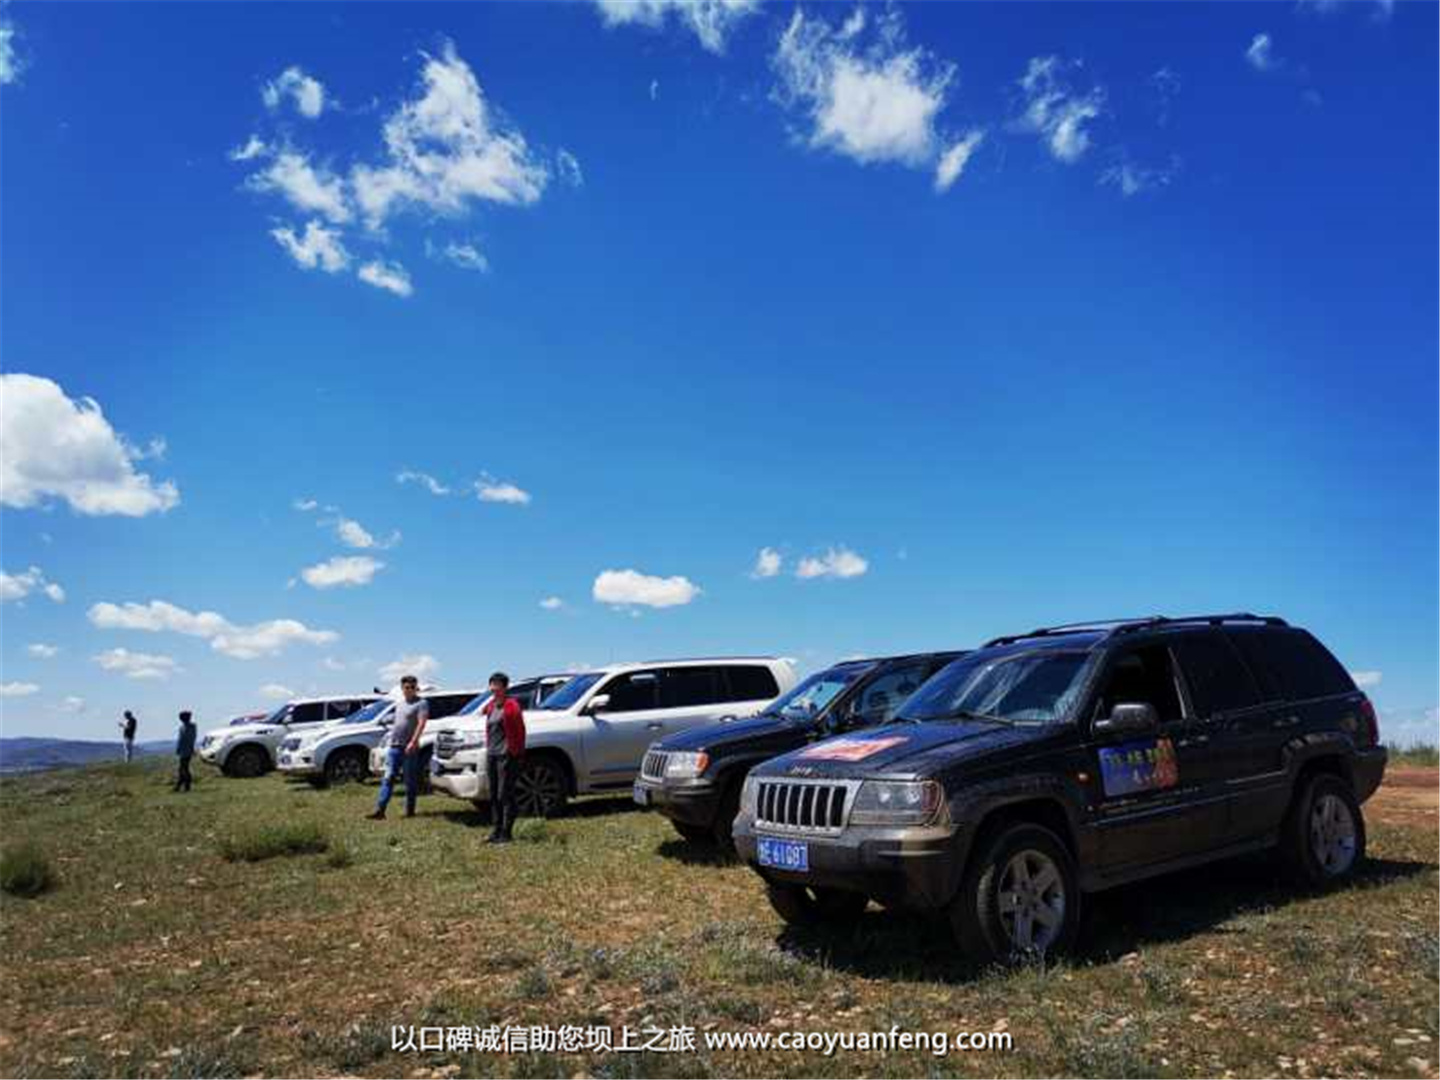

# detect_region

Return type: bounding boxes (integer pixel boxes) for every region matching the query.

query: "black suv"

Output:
[634,652,966,846]
[733,614,1386,962]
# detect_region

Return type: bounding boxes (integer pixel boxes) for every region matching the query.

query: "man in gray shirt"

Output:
[367,675,429,820]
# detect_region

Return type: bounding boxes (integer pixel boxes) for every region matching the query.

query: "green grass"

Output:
[1388,743,1439,768]
[0,758,1434,1078]
[0,838,56,898]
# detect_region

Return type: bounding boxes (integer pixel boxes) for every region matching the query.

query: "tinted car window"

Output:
[724,665,780,702]
[1172,632,1262,718]
[1227,628,1353,701]
[853,664,929,723]
[1095,645,1184,724]
[427,694,473,720]
[290,702,325,724]
[661,667,721,708]
[603,671,660,712]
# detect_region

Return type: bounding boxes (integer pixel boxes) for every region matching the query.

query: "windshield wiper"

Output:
[943,708,1016,726]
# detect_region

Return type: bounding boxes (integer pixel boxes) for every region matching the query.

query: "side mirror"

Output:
[585,693,611,716]
[1095,702,1158,736]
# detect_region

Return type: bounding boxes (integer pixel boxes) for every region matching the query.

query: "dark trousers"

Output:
[487,754,521,838]
[175,755,193,791]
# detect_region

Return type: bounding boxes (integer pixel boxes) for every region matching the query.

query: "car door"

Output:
[654,665,728,736]
[1087,641,1229,874]
[584,670,665,786]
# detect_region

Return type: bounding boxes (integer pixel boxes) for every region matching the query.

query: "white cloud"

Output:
[934,130,985,192]
[1,374,179,516]
[772,8,955,169]
[88,599,337,660]
[396,469,451,496]
[1245,33,1277,73]
[247,151,351,224]
[649,79,660,101]
[321,656,351,672]
[539,596,565,611]
[59,696,85,713]
[380,653,440,684]
[262,66,327,118]
[1016,56,1104,164]
[751,547,782,579]
[333,516,398,550]
[301,555,384,589]
[556,148,584,188]
[94,647,180,680]
[259,683,294,700]
[593,568,701,609]
[293,497,319,511]
[270,219,350,272]
[26,643,59,659]
[593,0,759,54]
[0,681,39,697]
[432,239,490,272]
[0,566,65,604]
[0,11,23,86]
[795,546,869,580]
[350,41,549,230]
[475,478,531,505]
[357,259,413,297]
[229,135,269,162]
[1099,155,1180,197]
[1350,670,1383,689]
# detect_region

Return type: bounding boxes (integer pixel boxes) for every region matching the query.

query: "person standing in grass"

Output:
[174,710,196,792]
[119,710,138,763]
[367,675,428,821]
[483,671,526,845]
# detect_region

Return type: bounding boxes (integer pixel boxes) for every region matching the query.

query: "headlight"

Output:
[454,732,486,750]
[740,774,760,815]
[849,780,945,826]
[664,751,709,779]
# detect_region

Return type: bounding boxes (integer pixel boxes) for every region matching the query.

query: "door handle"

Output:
[645,722,664,731]
[1176,733,1210,748]
[1272,715,1301,729]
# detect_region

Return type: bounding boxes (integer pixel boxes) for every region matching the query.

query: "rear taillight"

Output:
[1358,696,1379,748]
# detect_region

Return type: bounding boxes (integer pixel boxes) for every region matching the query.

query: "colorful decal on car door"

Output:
[796,736,908,762]
[1098,737,1179,797]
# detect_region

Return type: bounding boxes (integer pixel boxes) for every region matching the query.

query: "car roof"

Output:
[826,650,969,669]
[287,693,383,705]
[603,656,787,672]
[982,613,1288,650]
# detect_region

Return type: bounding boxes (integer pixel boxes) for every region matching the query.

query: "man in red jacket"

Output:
[483,671,526,844]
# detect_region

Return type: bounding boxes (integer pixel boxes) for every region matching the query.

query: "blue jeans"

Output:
[376,747,419,816]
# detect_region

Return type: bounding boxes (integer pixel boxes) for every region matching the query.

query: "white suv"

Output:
[430,658,795,817]
[277,689,481,786]
[198,695,380,778]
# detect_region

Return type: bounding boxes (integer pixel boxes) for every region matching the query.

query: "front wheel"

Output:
[515,756,568,818]
[671,820,712,844]
[951,823,1079,964]
[1281,773,1366,887]
[765,882,868,926]
[225,745,269,779]
[324,749,369,786]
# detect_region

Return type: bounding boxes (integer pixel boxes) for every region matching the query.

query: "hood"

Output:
[656,712,813,754]
[754,720,1047,780]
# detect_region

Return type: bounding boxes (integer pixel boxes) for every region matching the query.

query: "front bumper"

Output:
[199,745,223,767]
[276,751,321,777]
[733,814,969,910]
[633,776,721,828]
[431,753,490,802]
[1353,746,1387,804]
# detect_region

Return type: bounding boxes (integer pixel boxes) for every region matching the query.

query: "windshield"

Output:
[457,692,493,717]
[535,672,603,712]
[766,666,867,722]
[261,703,291,725]
[900,650,1095,725]
[343,699,392,725]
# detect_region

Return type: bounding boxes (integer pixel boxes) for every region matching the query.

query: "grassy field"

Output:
[0,758,1435,1079]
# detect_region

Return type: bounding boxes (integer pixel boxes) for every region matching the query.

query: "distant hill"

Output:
[0,737,169,774]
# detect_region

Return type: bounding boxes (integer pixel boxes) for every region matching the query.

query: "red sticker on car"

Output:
[797,736,908,761]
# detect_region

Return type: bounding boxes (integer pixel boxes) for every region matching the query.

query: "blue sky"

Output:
[1,1,1435,744]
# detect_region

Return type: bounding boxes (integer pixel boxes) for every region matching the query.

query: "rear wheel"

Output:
[765,881,868,926]
[515,756,568,818]
[951,823,1079,964]
[225,745,268,779]
[324,749,369,786]
[671,821,712,844]
[1281,773,1365,886]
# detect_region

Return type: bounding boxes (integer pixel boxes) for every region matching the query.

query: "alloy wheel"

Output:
[1310,792,1358,876]
[997,848,1067,953]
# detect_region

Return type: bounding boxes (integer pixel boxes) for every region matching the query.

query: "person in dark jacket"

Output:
[174,710,197,792]
[119,710,138,763]
[483,671,526,844]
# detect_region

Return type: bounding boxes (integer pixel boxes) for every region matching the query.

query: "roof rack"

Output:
[984,612,1287,648]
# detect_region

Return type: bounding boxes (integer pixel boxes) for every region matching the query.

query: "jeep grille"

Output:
[755,778,857,834]
[641,750,668,781]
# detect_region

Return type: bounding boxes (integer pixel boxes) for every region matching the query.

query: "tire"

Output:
[711,778,743,849]
[1280,773,1366,887]
[515,755,568,818]
[224,745,269,779]
[323,749,369,787]
[951,822,1079,964]
[765,881,868,926]
[671,821,712,844]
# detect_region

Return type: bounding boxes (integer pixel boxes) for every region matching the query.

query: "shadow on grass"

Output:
[438,794,646,830]
[654,837,740,867]
[768,852,1434,985]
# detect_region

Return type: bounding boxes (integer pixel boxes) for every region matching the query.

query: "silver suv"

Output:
[197,695,380,777]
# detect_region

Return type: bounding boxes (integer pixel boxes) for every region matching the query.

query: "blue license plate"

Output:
[756,837,809,872]
[632,784,651,806]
